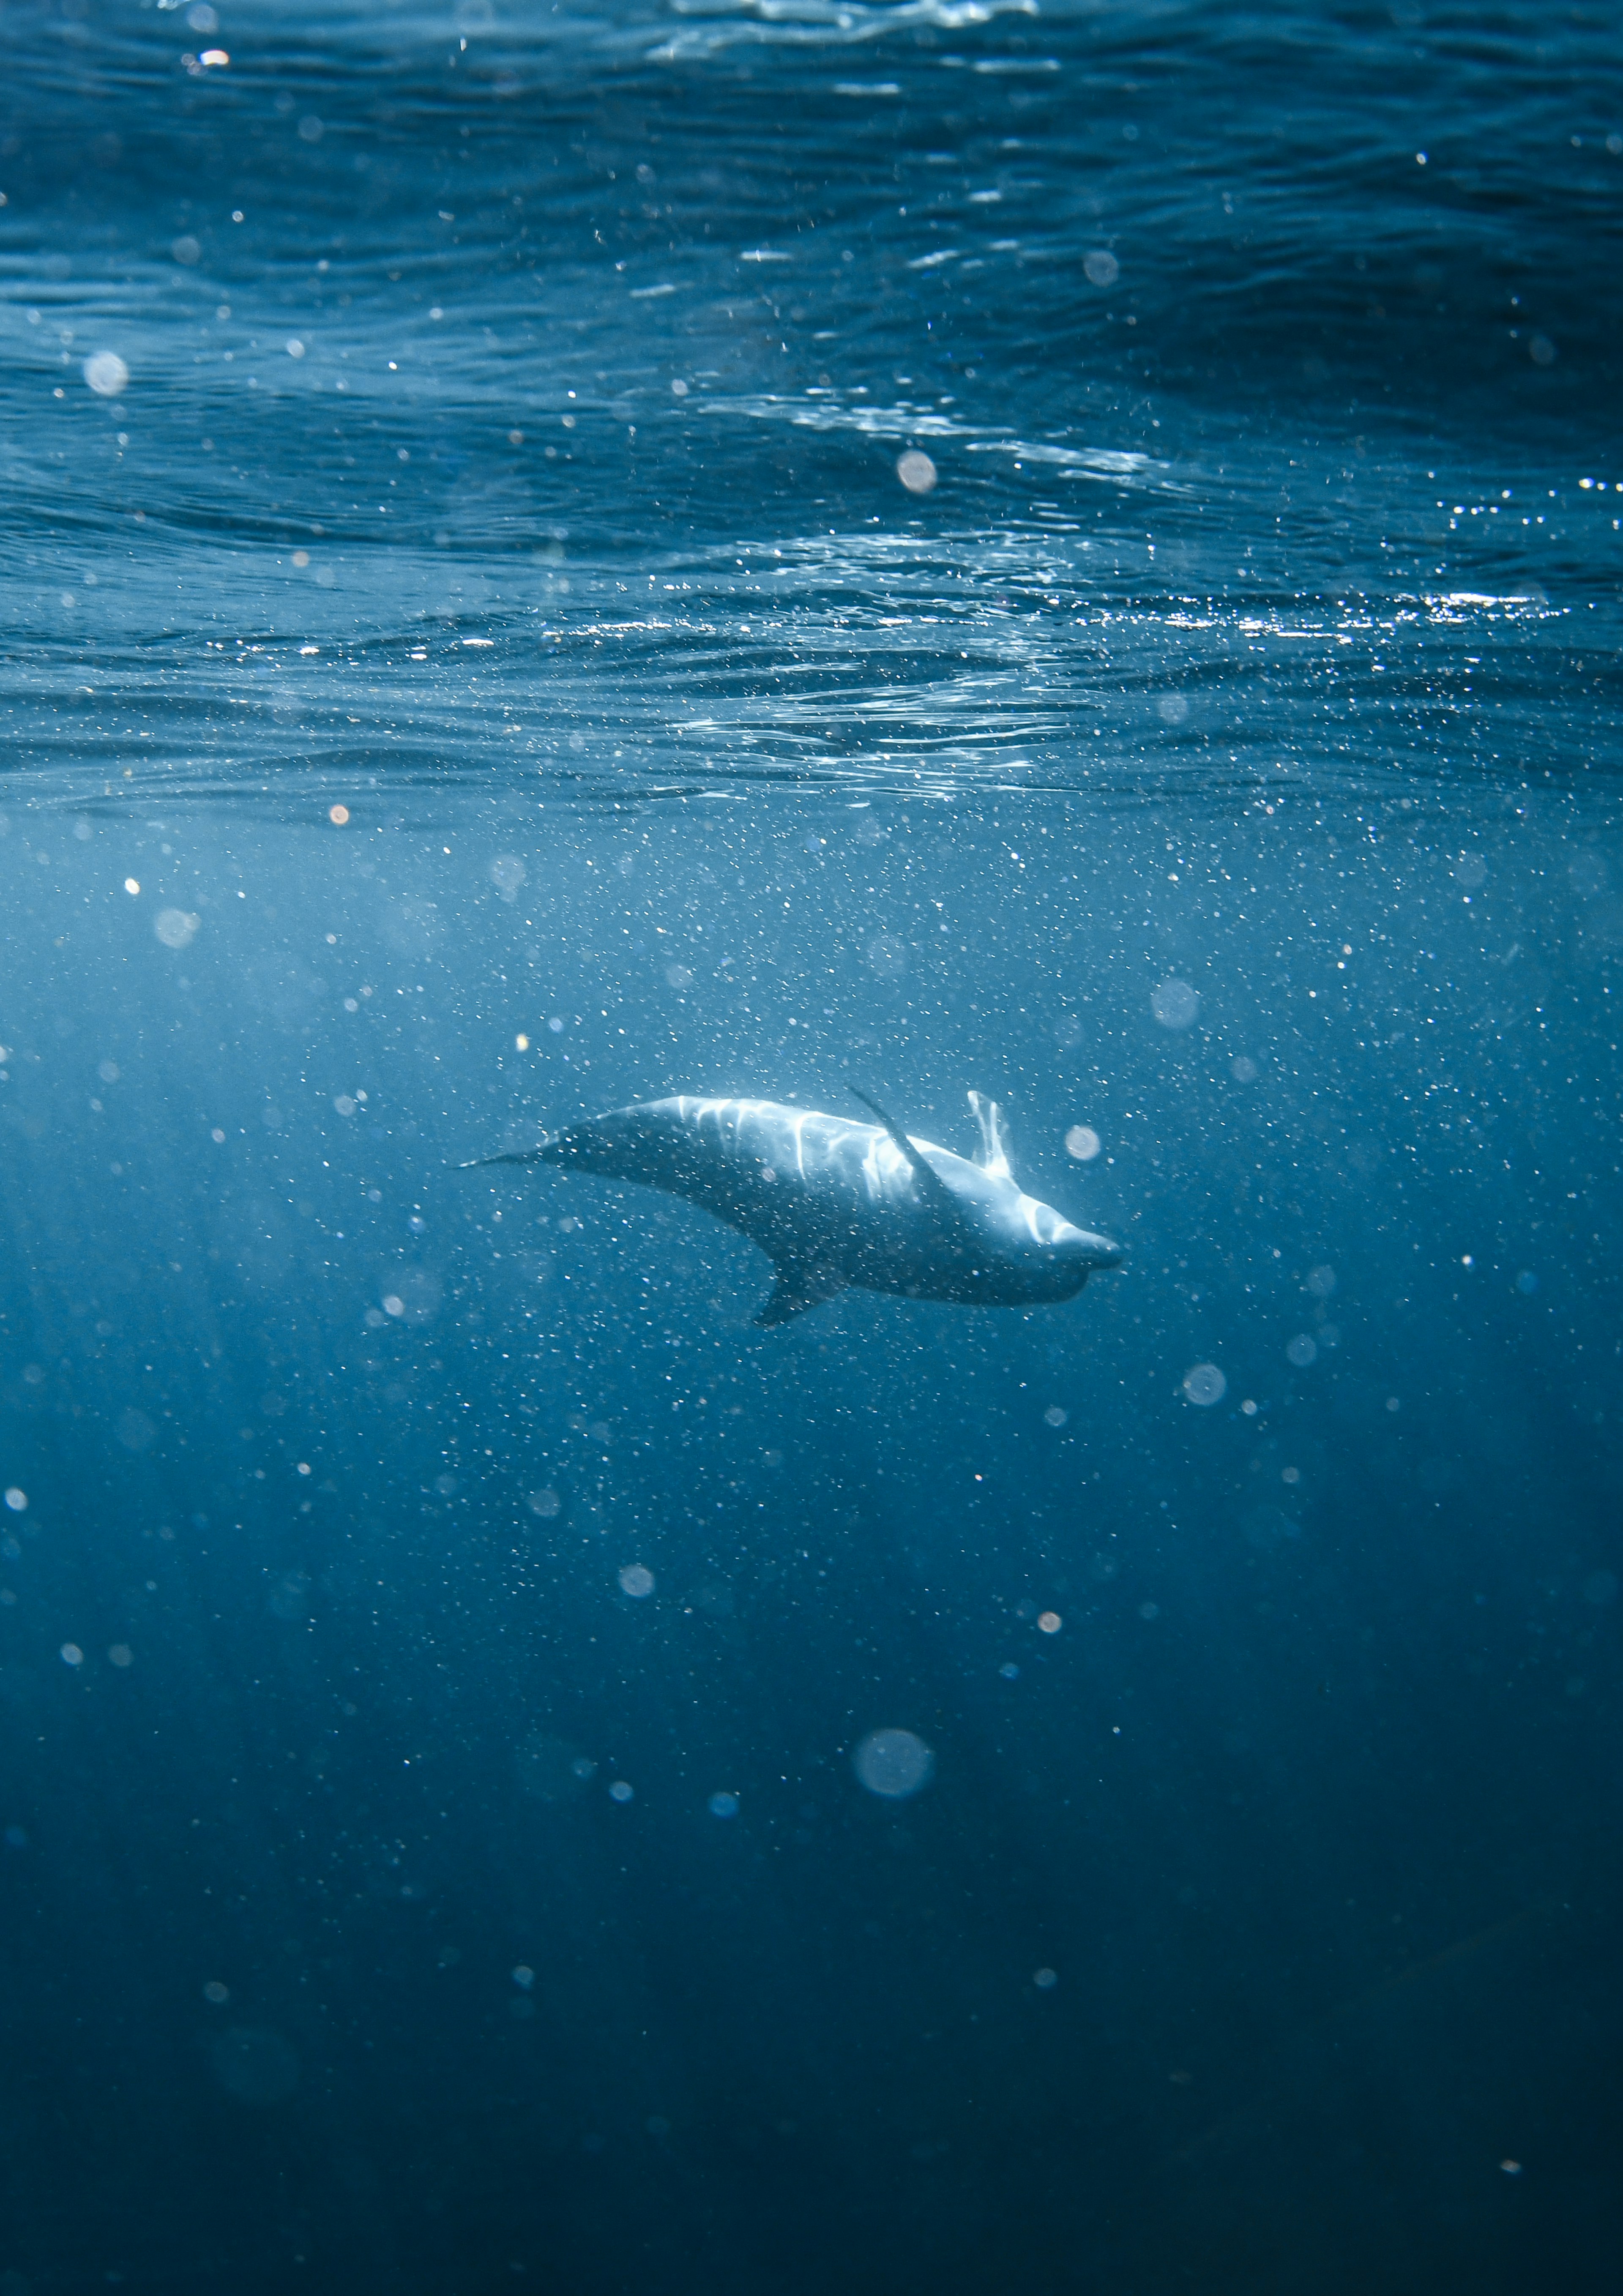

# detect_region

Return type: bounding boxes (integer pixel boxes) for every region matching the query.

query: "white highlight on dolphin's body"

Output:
[462,1090,1123,1329]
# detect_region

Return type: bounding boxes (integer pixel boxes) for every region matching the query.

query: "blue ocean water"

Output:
[1,3,1620,2289]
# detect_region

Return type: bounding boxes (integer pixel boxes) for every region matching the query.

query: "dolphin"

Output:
[462,1089,1122,1329]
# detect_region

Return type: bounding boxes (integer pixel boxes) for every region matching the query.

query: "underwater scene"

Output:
[0,2,1619,2290]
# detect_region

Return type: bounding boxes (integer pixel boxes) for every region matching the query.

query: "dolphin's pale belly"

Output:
[518,1095,1123,1326]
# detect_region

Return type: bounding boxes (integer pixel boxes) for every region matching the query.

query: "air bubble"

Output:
[853,1728,934,1799]
[1181,1363,1226,1407]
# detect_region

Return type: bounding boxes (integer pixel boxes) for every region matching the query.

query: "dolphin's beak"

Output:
[1082,1231,1124,1271]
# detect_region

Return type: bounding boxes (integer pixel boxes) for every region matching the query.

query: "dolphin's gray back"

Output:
[539,1096,947,1243]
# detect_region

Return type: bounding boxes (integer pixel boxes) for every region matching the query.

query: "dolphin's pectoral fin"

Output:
[754,1262,847,1330]
[848,1086,962,1222]
[966,1090,1014,1180]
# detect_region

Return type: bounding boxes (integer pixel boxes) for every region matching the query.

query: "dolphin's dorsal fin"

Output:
[966,1090,1013,1180]
[848,1086,960,1221]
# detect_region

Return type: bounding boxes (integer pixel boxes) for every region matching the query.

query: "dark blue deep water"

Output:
[1,4,1620,2291]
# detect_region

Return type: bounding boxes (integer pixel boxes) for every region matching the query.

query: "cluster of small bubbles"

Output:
[618,1564,655,1599]
[853,1728,934,1799]
[866,933,906,978]
[1182,1363,1226,1407]
[1064,1125,1101,1160]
